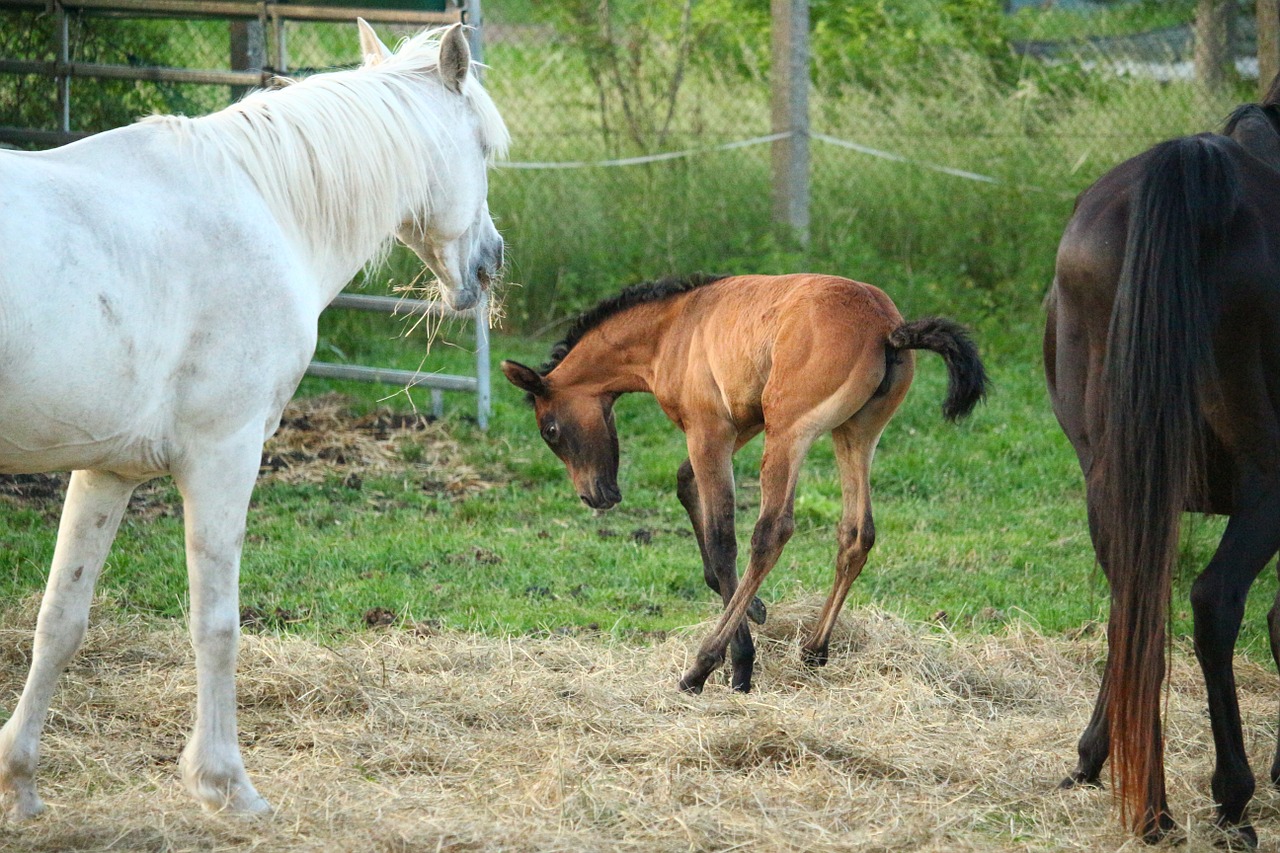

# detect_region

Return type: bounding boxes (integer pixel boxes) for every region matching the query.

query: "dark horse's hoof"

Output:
[1139,811,1180,846]
[747,596,767,625]
[677,676,704,695]
[1209,820,1257,850]
[1057,772,1103,791]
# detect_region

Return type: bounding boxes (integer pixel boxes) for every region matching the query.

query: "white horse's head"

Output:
[359,21,507,311]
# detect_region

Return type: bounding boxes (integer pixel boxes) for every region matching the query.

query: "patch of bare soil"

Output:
[0,393,497,515]
[2,599,1278,851]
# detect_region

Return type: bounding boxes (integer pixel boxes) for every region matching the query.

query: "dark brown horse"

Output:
[503,273,986,693]
[1045,83,1280,845]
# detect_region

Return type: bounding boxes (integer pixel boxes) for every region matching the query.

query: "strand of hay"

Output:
[3,599,1278,851]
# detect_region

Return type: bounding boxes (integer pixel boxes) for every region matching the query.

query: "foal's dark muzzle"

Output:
[580,483,621,511]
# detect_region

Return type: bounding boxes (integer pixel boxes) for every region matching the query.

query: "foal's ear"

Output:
[357,18,392,66]
[438,23,471,93]
[501,361,548,397]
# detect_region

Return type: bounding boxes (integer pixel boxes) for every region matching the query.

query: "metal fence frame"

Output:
[0,0,494,428]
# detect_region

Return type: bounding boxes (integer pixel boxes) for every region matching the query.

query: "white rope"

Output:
[496,132,789,169]
[810,132,1001,184]
[496,129,1068,196]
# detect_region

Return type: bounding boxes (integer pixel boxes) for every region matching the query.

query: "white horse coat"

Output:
[0,21,507,817]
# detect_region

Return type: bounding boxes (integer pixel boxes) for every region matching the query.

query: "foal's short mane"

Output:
[539,273,730,375]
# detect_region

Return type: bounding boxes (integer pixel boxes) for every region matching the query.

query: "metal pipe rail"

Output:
[308,292,491,429]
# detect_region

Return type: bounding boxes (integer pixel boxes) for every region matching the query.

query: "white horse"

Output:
[0,21,508,818]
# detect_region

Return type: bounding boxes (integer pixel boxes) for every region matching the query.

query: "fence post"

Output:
[464,0,483,67]
[1261,0,1280,98]
[229,20,265,101]
[770,0,808,246]
[1194,0,1234,93]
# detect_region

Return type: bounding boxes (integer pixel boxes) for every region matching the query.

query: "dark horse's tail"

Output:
[1100,135,1239,837]
[888,318,987,420]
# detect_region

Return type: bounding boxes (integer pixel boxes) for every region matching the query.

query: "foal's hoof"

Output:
[800,646,829,668]
[678,651,723,694]
[747,596,767,625]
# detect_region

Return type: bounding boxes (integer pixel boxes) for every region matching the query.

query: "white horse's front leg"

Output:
[0,470,138,820]
[172,437,270,816]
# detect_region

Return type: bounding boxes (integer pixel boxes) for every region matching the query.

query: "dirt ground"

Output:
[1,596,1279,852]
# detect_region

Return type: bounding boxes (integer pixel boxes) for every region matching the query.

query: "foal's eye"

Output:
[542,421,560,443]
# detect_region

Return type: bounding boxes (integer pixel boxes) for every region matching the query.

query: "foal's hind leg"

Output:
[0,470,138,820]
[173,435,271,815]
[800,420,879,668]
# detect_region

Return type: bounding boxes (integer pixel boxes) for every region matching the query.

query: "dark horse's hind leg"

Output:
[1269,571,1280,787]
[1189,482,1280,845]
[1062,499,1113,790]
[676,457,756,692]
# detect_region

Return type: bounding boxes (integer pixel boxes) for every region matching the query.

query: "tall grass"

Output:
[480,35,1248,348]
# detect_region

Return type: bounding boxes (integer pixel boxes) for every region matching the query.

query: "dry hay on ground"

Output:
[1,598,1278,852]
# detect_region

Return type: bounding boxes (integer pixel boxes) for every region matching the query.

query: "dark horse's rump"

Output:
[1046,92,1280,845]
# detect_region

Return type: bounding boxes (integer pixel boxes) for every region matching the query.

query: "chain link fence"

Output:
[0,2,1264,331]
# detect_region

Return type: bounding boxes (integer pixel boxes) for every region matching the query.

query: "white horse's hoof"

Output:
[2,786,46,822]
[204,790,272,817]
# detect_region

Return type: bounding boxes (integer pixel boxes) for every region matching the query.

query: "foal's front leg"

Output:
[676,429,756,692]
[0,470,138,820]
[677,458,766,626]
[680,427,814,693]
[172,436,271,815]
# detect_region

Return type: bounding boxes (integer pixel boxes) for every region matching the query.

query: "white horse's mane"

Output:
[145,27,509,269]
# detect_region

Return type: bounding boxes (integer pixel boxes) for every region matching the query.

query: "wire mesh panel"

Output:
[1,0,1262,331]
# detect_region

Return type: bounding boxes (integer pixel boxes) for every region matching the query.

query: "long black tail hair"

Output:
[1098,134,1239,837]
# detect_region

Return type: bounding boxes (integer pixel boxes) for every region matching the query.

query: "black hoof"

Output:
[1058,772,1103,791]
[747,596,767,625]
[1139,812,1179,846]
[800,646,829,668]
[677,676,704,695]
[1211,819,1257,850]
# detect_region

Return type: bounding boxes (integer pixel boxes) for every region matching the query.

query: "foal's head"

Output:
[501,361,622,510]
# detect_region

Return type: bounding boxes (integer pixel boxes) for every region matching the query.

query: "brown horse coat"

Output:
[504,273,986,692]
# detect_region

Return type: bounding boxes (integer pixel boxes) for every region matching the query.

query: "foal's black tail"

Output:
[1099,135,1240,838]
[888,318,988,421]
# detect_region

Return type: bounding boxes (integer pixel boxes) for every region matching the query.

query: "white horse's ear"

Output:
[438,23,471,93]
[357,18,391,66]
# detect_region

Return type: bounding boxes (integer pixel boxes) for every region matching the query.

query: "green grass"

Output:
[2,312,1275,664]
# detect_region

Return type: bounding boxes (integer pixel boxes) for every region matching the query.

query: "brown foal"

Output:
[503,273,987,693]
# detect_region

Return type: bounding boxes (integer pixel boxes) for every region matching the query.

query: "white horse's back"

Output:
[0,128,307,475]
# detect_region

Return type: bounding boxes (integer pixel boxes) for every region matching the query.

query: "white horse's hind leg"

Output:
[0,470,137,820]
[173,437,270,816]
